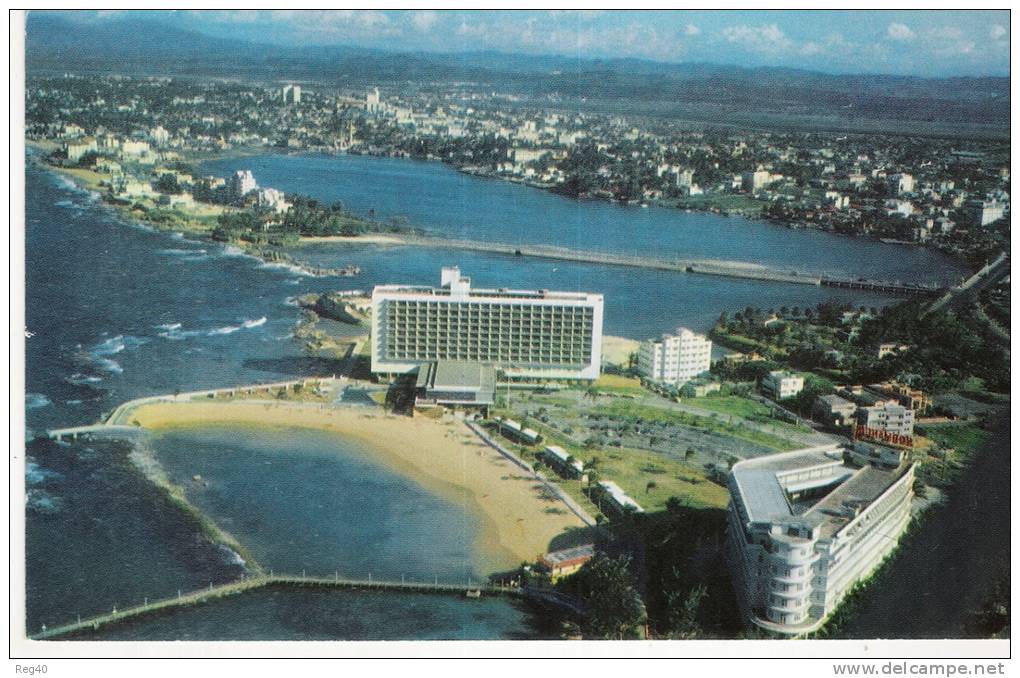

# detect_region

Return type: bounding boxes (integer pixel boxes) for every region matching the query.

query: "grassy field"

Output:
[592,373,645,396]
[685,395,809,433]
[914,422,990,488]
[590,399,800,452]
[489,421,729,515]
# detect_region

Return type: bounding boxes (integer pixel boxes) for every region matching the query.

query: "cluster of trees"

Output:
[211,194,419,244]
[558,500,744,640]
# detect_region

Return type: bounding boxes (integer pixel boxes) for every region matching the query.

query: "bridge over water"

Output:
[378,234,945,296]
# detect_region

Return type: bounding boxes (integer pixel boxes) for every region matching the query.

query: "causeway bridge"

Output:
[28,573,538,640]
[371,234,944,296]
[926,251,1010,314]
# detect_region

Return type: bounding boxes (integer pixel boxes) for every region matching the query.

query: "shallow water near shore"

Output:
[149,425,488,584]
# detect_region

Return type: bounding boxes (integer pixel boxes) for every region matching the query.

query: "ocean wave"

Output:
[90,334,149,356]
[26,488,63,514]
[155,322,182,331]
[26,393,52,409]
[94,357,124,374]
[157,248,209,258]
[65,399,84,405]
[260,261,314,277]
[284,278,302,285]
[66,373,103,385]
[218,544,246,568]
[26,459,63,486]
[160,316,267,340]
[55,199,76,208]
[169,232,204,245]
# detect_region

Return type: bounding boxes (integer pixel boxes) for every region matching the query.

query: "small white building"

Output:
[597,480,644,514]
[638,327,712,387]
[761,371,804,400]
[887,173,915,196]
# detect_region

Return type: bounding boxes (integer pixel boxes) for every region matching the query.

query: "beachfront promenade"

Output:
[365,234,943,296]
[28,573,529,640]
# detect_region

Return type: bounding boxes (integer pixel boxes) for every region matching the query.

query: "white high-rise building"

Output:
[229,170,257,199]
[637,327,712,386]
[728,444,914,635]
[371,267,604,381]
[281,84,301,104]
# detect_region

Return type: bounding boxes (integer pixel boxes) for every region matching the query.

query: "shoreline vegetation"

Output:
[27,141,980,284]
[128,400,589,576]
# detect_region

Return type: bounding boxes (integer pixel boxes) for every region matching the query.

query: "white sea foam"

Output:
[160,317,267,340]
[218,544,246,568]
[26,460,62,485]
[26,488,62,514]
[90,334,149,357]
[67,373,103,385]
[158,248,208,257]
[94,357,124,374]
[25,393,52,410]
[155,322,182,331]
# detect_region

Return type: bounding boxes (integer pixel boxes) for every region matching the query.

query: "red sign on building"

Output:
[854,425,913,449]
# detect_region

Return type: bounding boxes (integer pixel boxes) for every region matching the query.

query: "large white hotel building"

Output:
[371,267,604,381]
[727,443,914,636]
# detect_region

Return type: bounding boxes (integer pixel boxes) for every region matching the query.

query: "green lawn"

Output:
[914,423,990,488]
[919,423,990,456]
[489,421,730,514]
[686,395,809,433]
[590,400,800,452]
[593,374,645,396]
[687,395,772,419]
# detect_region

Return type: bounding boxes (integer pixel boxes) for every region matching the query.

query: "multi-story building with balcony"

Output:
[371,267,604,381]
[637,327,712,387]
[727,443,914,636]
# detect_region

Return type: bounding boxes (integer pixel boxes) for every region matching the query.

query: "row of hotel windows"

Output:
[387,347,590,362]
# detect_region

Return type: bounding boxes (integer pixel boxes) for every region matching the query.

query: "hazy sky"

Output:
[45,9,1010,77]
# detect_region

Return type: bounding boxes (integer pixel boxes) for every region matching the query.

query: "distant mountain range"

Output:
[25,14,1010,134]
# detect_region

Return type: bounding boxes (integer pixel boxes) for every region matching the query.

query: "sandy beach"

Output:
[129,400,589,575]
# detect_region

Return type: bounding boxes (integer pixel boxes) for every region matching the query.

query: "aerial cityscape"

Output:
[18,9,1010,649]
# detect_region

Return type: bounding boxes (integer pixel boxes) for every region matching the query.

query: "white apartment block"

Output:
[637,327,712,386]
[371,267,604,381]
[887,173,915,195]
[229,170,258,198]
[761,370,804,400]
[856,401,915,437]
[727,444,914,635]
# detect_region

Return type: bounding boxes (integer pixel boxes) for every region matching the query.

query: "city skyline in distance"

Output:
[32,9,1010,79]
